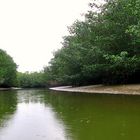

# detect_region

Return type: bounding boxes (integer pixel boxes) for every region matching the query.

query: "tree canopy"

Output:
[0,49,17,87]
[43,0,140,86]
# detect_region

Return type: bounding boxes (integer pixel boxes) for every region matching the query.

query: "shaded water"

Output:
[0,89,140,140]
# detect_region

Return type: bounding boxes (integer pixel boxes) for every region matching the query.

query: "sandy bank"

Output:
[50,84,140,95]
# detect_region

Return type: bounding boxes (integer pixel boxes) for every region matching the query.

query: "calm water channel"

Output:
[0,89,140,140]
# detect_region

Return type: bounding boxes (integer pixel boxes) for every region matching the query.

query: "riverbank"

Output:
[50,84,140,95]
[0,87,22,91]
[0,88,11,91]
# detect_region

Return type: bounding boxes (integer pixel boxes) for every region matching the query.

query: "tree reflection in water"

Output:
[1,90,140,140]
[0,91,17,128]
[0,90,71,140]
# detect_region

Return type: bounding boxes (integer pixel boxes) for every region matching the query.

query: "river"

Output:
[0,89,140,140]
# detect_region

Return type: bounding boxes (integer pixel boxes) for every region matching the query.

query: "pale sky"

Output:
[0,0,92,72]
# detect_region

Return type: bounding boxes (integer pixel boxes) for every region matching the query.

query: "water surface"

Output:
[0,89,140,140]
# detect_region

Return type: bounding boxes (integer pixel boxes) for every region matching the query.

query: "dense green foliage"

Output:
[44,0,140,86]
[17,72,46,88]
[0,49,17,87]
[1,0,140,87]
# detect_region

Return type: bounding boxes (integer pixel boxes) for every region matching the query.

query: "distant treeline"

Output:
[1,0,140,88]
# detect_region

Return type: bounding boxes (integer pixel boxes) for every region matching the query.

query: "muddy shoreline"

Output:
[50,84,140,95]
